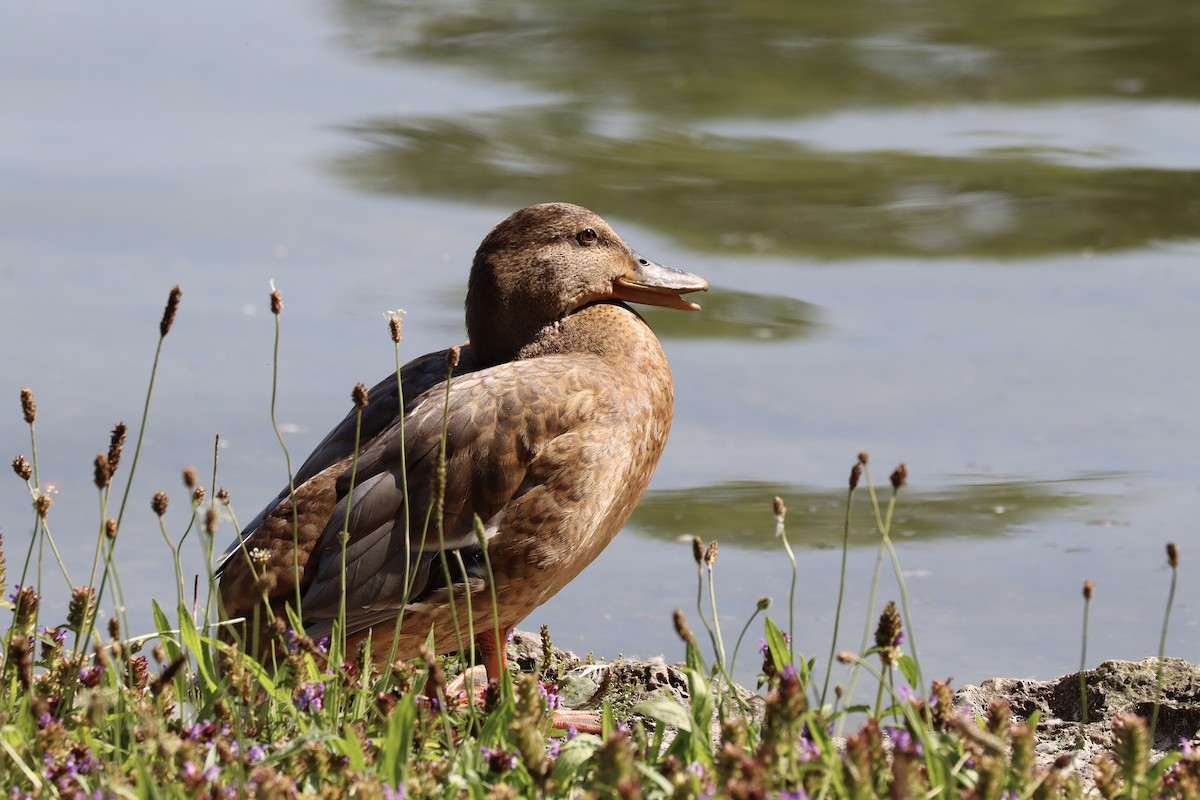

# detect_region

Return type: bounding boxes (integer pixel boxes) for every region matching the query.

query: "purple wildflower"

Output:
[382,786,406,800]
[538,681,563,711]
[481,745,518,773]
[182,720,219,743]
[79,664,104,687]
[885,726,923,757]
[183,760,219,784]
[294,681,325,712]
[246,744,267,763]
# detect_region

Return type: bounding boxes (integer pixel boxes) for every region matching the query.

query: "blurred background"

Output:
[2,1,1198,690]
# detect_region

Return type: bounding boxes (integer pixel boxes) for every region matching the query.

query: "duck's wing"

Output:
[218,352,616,635]
[296,355,615,628]
[216,347,475,575]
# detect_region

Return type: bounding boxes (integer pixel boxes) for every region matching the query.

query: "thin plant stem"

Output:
[728,606,765,679]
[382,320,412,679]
[474,514,505,692]
[265,289,303,620]
[694,558,719,668]
[158,516,186,614]
[1079,580,1093,749]
[1149,545,1179,744]
[821,486,854,708]
[453,550,478,700]
[879,497,924,699]
[88,288,179,656]
[705,562,728,671]
[433,355,467,670]
[336,395,367,670]
[775,511,798,664]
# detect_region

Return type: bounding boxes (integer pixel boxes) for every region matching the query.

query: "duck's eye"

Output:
[576,228,598,246]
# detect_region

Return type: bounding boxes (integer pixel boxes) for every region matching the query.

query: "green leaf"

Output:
[550,734,602,784]
[339,723,368,772]
[635,761,676,795]
[601,701,616,739]
[764,616,792,673]
[684,638,706,673]
[378,697,411,785]
[633,698,693,732]
[1146,751,1183,786]
[176,610,214,693]
[151,600,182,660]
[687,668,714,761]
[898,653,920,688]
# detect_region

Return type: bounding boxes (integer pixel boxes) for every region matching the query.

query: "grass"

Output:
[1,283,1197,798]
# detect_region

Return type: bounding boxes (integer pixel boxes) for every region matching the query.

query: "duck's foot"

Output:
[445,664,601,734]
[549,708,601,735]
[445,664,490,706]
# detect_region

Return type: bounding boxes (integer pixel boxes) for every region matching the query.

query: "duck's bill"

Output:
[614,253,709,311]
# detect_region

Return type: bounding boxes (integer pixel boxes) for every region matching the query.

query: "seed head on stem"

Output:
[352,382,369,409]
[1083,580,1094,600]
[691,536,704,565]
[890,463,908,490]
[387,310,405,343]
[151,491,169,517]
[159,285,182,337]
[20,388,36,425]
[850,462,863,490]
[182,466,197,489]
[93,454,111,489]
[1167,542,1178,568]
[672,608,695,645]
[269,282,283,315]
[33,494,52,517]
[12,455,32,481]
[446,345,461,371]
[874,600,904,667]
[192,486,206,506]
[107,422,127,476]
[704,539,718,566]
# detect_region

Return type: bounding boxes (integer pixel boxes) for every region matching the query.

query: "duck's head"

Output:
[466,203,708,365]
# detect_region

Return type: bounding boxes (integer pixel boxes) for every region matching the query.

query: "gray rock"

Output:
[957,657,1200,788]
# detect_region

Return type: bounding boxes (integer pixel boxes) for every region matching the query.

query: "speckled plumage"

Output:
[218,203,707,673]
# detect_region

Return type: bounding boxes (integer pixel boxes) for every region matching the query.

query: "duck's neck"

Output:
[511,302,661,364]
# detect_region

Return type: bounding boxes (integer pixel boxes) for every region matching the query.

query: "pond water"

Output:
[2,1,1199,692]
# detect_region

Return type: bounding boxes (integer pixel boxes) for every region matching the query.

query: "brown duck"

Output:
[218,202,707,689]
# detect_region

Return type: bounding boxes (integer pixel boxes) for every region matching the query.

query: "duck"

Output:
[217,202,707,697]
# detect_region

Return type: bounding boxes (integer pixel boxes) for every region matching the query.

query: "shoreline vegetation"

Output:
[2,284,1194,798]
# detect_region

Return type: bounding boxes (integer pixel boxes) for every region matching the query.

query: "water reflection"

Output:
[328,0,1200,259]
[334,110,1200,258]
[332,0,1200,113]
[629,475,1119,551]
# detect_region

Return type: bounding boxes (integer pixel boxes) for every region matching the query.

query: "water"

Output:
[2,0,1198,691]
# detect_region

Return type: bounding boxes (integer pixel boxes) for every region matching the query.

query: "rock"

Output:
[505,629,764,739]
[957,657,1200,788]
